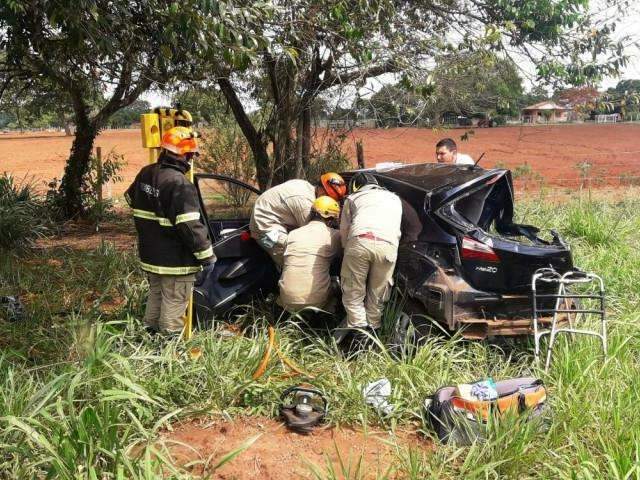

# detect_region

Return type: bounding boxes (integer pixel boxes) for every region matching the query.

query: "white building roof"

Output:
[522,101,571,111]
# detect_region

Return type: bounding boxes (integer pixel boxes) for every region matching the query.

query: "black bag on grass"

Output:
[424,377,548,445]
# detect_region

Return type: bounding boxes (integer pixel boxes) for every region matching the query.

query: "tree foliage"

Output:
[355,53,525,127]
[0,0,269,218]
[211,0,630,189]
[107,100,151,128]
[0,78,78,133]
[173,87,231,126]
[601,79,640,115]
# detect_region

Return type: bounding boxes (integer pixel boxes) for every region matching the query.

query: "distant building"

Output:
[317,118,377,130]
[521,101,572,123]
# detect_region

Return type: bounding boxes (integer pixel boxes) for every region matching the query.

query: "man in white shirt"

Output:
[435,138,475,165]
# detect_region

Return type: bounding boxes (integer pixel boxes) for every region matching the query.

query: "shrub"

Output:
[493,115,506,126]
[200,125,256,180]
[82,150,126,223]
[512,162,533,179]
[199,122,351,193]
[304,136,352,183]
[0,174,48,250]
[199,124,257,207]
[46,150,125,222]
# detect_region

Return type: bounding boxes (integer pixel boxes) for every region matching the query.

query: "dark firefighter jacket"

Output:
[125,152,214,275]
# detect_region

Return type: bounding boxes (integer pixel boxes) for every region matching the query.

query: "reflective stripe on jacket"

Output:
[125,152,214,275]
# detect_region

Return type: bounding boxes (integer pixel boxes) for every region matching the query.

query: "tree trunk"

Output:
[58,111,73,136]
[295,114,304,178]
[218,77,271,190]
[273,89,295,184]
[15,108,23,132]
[301,106,311,173]
[59,119,98,218]
[255,149,271,191]
[356,140,365,169]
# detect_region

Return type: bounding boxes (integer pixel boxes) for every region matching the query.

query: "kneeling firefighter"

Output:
[334,172,402,348]
[278,196,342,313]
[125,127,215,334]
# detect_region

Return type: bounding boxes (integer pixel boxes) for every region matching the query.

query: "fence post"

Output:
[96,147,102,233]
[96,146,103,205]
[356,140,365,169]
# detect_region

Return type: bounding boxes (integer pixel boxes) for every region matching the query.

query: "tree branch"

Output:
[264,51,281,105]
[218,76,264,151]
[319,59,400,91]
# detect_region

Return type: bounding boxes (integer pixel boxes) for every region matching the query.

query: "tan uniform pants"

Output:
[144,272,195,333]
[278,295,338,315]
[341,237,397,329]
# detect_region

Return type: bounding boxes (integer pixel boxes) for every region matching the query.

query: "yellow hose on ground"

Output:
[275,346,315,379]
[251,326,315,380]
[252,326,276,380]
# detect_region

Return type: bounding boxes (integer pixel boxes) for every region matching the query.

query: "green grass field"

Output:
[1,192,639,479]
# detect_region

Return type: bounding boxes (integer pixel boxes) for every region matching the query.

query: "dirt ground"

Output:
[1,123,638,194]
[158,416,427,479]
[33,216,137,251]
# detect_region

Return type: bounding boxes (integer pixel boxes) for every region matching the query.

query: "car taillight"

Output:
[461,236,500,262]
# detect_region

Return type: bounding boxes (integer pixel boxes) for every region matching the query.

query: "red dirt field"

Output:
[157,416,428,479]
[1,123,638,194]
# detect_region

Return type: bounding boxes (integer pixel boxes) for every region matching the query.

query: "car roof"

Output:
[362,163,502,193]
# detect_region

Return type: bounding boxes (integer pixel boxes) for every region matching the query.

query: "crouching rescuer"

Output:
[334,173,402,348]
[125,127,215,334]
[278,196,342,313]
[249,173,347,267]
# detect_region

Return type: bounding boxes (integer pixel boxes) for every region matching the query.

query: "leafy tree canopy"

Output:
[602,79,640,114]
[0,0,270,217]
[209,0,631,188]
[173,86,230,126]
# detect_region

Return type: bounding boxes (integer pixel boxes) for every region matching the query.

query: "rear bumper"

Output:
[408,266,567,339]
[457,315,568,339]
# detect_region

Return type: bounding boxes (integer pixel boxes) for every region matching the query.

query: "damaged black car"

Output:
[193,163,573,339]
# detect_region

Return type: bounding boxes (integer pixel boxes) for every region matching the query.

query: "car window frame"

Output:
[194,173,262,243]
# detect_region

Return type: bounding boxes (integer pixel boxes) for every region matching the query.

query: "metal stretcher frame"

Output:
[531,268,607,371]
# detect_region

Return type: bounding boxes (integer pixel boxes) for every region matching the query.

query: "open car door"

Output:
[193,174,278,325]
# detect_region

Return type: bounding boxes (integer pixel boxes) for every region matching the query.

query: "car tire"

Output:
[387,311,419,359]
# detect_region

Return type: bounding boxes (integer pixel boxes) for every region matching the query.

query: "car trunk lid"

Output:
[433,169,573,293]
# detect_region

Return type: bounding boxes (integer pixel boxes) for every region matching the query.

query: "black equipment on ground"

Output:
[279,385,328,433]
[0,296,24,322]
[425,377,548,445]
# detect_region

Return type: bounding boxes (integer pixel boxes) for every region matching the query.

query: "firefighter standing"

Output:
[125,127,214,334]
[334,173,402,347]
[278,196,342,313]
[249,173,346,267]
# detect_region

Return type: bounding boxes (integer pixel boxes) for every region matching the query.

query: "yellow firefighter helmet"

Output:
[313,196,341,219]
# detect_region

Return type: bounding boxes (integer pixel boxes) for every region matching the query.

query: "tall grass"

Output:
[1,193,639,478]
[0,174,49,250]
